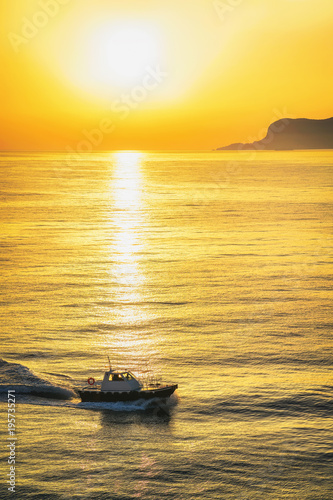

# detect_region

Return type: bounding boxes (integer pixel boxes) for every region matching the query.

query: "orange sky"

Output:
[1,0,333,150]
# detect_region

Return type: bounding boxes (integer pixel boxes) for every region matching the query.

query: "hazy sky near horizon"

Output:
[1,0,333,150]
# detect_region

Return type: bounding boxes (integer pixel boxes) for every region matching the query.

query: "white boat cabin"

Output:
[101,370,142,392]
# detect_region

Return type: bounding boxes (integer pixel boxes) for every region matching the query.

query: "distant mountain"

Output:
[217,117,333,150]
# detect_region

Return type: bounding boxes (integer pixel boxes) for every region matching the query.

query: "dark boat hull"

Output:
[78,384,178,402]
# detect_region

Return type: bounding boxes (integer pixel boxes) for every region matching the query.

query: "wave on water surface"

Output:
[195,389,333,420]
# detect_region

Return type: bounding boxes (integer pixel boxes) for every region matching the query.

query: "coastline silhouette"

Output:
[218,117,333,150]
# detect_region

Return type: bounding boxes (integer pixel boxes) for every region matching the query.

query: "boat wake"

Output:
[0,358,77,401]
[77,393,179,413]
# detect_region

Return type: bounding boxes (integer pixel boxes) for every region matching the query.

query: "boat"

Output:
[78,363,178,403]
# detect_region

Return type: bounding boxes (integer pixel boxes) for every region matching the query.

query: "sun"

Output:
[53,20,162,98]
[89,23,159,87]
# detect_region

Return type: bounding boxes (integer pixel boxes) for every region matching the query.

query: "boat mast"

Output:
[107,355,112,371]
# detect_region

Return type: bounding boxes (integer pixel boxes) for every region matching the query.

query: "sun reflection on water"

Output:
[113,151,143,211]
[101,152,161,366]
[111,151,145,294]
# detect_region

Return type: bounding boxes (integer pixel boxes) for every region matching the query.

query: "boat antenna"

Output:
[107,356,112,371]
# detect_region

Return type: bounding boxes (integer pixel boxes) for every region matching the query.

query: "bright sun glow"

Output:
[55,21,162,96]
[89,24,159,86]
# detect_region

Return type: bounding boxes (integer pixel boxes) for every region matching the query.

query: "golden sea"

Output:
[0,151,332,499]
